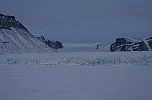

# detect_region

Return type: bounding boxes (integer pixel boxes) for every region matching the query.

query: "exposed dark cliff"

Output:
[146,37,152,49]
[110,38,151,52]
[37,36,63,49]
[0,13,29,32]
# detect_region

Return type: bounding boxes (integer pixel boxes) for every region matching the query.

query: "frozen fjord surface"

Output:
[0,65,152,100]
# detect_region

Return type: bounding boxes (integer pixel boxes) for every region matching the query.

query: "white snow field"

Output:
[0,64,152,100]
[0,43,152,100]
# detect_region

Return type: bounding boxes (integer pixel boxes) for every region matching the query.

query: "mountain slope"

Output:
[0,13,52,55]
[110,38,152,52]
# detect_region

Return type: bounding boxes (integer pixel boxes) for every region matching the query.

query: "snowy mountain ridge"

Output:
[0,13,53,55]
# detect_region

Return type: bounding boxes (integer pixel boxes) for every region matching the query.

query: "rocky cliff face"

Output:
[0,13,62,54]
[37,36,63,49]
[0,14,29,32]
[110,38,151,52]
[146,37,152,49]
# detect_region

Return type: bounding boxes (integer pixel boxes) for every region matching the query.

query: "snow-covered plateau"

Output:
[0,43,152,100]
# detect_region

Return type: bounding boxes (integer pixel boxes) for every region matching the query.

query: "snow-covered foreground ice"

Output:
[0,65,152,100]
[0,49,152,100]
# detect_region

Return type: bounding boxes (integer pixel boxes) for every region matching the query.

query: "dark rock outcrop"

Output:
[37,36,63,49]
[146,37,152,49]
[110,38,150,52]
[0,13,29,32]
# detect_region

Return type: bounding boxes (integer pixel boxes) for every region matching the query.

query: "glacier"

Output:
[0,51,152,66]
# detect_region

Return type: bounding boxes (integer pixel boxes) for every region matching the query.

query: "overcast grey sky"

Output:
[0,0,152,43]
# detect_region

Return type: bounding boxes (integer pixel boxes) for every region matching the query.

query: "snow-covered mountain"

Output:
[0,14,56,55]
